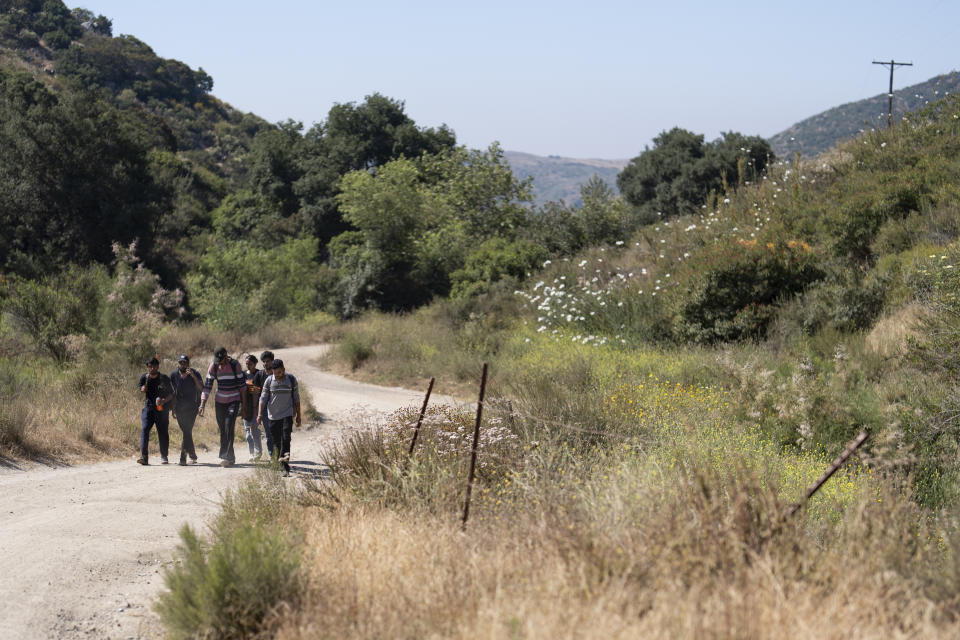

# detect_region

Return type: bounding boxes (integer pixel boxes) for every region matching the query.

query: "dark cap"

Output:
[271,359,284,370]
[145,357,160,366]
[213,347,228,360]
[177,354,190,363]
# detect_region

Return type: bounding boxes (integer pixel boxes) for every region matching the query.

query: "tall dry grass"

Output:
[274,471,960,639]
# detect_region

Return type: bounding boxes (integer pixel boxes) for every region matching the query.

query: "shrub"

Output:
[338,331,376,370]
[157,472,303,639]
[156,522,302,639]
[673,239,824,343]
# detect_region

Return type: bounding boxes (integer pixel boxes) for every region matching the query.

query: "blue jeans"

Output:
[140,406,169,461]
[243,418,262,457]
[215,401,240,464]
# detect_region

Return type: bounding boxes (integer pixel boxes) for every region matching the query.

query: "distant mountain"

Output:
[504,151,628,206]
[769,71,960,158]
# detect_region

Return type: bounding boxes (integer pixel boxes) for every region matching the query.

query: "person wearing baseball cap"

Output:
[169,354,203,465]
[137,357,173,465]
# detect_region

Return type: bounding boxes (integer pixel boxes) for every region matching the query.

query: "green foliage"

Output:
[156,521,301,639]
[617,127,773,220]
[0,270,105,361]
[672,240,825,344]
[0,68,166,276]
[186,236,325,331]
[333,144,534,313]
[450,238,547,299]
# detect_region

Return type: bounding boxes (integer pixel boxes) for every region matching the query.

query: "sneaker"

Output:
[280,453,290,462]
[254,452,262,461]
[136,457,147,465]
[248,455,256,463]
[219,459,232,468]
[178,457,187,467]
[188,456,198,465]
[161,457,169,465]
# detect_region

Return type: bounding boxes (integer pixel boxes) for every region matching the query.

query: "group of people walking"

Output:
[137,347,302,476]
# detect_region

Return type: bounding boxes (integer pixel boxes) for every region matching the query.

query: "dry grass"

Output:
[866,302,923,357]
[0,355,223,465]
[275,477,960,639]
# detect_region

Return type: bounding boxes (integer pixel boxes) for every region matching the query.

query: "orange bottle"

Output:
[155,397,164,411]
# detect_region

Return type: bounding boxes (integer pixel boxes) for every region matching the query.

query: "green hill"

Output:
[769,70,960,158]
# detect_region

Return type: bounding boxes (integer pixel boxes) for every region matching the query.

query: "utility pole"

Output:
[872,59,913,127]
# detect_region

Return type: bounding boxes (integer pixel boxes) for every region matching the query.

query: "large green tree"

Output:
[617,127,773,220]
[0,68,165,277]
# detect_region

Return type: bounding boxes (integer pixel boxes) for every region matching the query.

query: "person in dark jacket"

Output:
[170,354,203,465]
[138,357,173,465]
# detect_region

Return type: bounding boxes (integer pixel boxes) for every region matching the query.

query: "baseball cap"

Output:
[177,354,190,363]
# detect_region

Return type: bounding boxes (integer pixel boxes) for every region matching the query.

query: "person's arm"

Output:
[161,376,175,407]
[292,376,302,427]
[139,374,147,394]
[257,378,271,425]
[198,364,215,416]
[190,368,203,391]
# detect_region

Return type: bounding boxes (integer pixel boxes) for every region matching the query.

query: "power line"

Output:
[872,59,913,127]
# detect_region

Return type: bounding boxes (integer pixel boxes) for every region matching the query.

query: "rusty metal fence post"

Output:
[407,377,435,457]
[462,363,488,531]
[784,429,870,521]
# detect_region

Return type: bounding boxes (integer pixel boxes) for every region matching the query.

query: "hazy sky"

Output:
[82,0,958,159]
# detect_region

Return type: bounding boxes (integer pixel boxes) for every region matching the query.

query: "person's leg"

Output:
[157,411,170,461]
[139,407,152,463]
[177,407,197,462]
[221,401,239,465]
[215,401,229,464]
[280,416,293,474]
[267,419,282,462]
[243,418,262,458]
[263,416,275,459]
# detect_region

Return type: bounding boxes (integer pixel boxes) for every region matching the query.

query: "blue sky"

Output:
[83,0,959,159]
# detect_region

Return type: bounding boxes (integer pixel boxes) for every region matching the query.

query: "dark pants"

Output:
[267,416,293,471]
[140,406,169,461]
[215,401,240,464]
[174,403,198,461]
[263,420,275,459]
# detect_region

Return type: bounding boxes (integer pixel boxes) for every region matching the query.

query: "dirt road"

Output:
[0,345,437,639]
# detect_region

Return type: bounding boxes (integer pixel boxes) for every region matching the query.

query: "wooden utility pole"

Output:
[872,59,913,127]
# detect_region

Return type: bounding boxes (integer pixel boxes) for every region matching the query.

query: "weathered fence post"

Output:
[407,377,435,457]
[784,429,870,521]
[462,363,488,531]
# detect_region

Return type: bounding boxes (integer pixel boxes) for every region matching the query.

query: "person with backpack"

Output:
[257,358,301,476]
[241,354,264,462]
[170,354,203,465]
[198,347,248,468]
[137,357,174,465]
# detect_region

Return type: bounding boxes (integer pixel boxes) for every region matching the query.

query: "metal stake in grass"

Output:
[407,377,435,457]
[462,363,488,531]
[784,429,870,521]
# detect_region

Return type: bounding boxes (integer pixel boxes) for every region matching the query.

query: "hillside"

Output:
[504,150,628,205]
[769,70,960,158]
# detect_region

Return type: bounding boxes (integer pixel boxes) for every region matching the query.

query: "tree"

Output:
[0,69,165,277]
[617,127,773,220]
[294,93,456,245]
